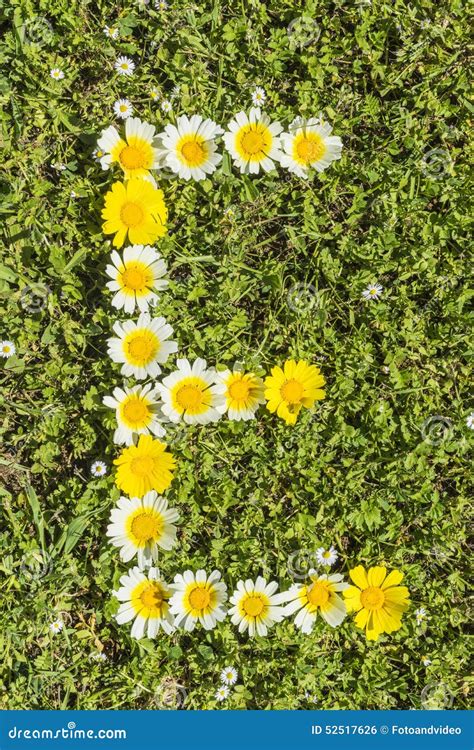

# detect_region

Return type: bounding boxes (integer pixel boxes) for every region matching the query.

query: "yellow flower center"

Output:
[130,455,154,477]
[360,586,385,610]
[180,139,205,166]
[120,105,128,112]
[176,384,204,410]
[131,511,162,542]
[127,334,158,363]
[119,146,147,170]
[122,397,150,424]
[140,583,163,609]
[121,265,148,291]
[228,379,250,401]
[296,134,326,164]
[323,551,331,559]
[189,587,211,611]
[240,130,265,155]
[242,595,265,617]
[120,202,144,227]
[307,581,330,607]
[280,379,304,404]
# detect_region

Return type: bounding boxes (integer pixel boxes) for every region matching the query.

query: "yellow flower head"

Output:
[343,565,410,641]
[101,179,167,248]
[113,434,176,497]
[264,359,325,425]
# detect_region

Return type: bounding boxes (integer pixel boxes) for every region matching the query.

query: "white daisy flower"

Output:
[113,99,134,120]
[284,571,348,634]
[90,460,107,477]
[415,607,428,624]
[422,656,432,666]
[171,84,181,98]
[228,577,289,637]
[103,383,166,446]
[156,0,169,9]
[156,114,224,181]
[220,666,238,685]
[105,245,169,314]
[170,570,227,631]
[115,56,135,76]
[315,546,338,567]
[114,566,175,638]
[157,358,225,425]
[107,492,179,567]
[161,99,172,113]
[50,68,64,80]
[280,117,343,178]
[51,162,66,171]
[50,619,64,634]
[251,86,266,106]
[466,412,474,429]
[0,340,16,359]
[90,651,107,662]
[93,147,105,162]
[362,283,383,300]
[215,685,229,701]
[214,366,265,421]
[104,25,119,39]
[107,312,178,380]
[150,87,160,101]
[97,117,162,177]
[223,107,283,175]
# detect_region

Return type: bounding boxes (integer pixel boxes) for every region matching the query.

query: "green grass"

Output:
[0,0,472,710]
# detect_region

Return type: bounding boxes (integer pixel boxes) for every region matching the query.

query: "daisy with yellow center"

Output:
[157,358,225,425]
[156,114,223,181]
[101,178,167,248]
[107,312,178,380]
[107,491,179,567]
[114,566,175,638]
[284,571,348,633]
[280,117,343,178]
[264,359,326,425]
[106,245,169,314]
[223,107,283,175]
[343,565,410,641]
[169,570,227,631]
[97,118,162,178]
[214,366,265,421]
[228,577,289,637]
[114,434,176,498]
[103,383,165,446]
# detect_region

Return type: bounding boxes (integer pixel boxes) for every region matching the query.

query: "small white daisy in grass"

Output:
[50,68,64,80]
[150,86,160,101]
[97,117,161,178]
[315,545,338,567]
[103,383,166,446]
[93,147,105,162]
[171,84,181,98]
[156,0,169,10]
[466,412,474,429]
[215,686,229,702]
[90,460,107,477]
[421,656,432,666]
[415,607,428,625]
[115,56,135,76]
[0,340,16,359]
[156,114,224,181]
[113,99,134,120]
[264,359,326,426]
[362,282,383,300]
[214,366,265,421]
[157,358,225,425]
[228,577,289,638]
[284,571,349,633]
[49,619,64,634]
[280,117,343,178]
[170,570,227,631]
[90,651,107,662]
[251,86,266,106]
[161,99,172,113]
[223,107,283,175]
[107,313,177,380]
[220,666,238,685]
[114,566,175,638]
[107,491,179,566]
[106,245,169,314]
[104,25,119,39]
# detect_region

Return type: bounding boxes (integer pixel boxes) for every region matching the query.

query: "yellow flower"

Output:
[113,434,176,497]
[343,565,410,641]
[101,179,167,248]
[264,359,325,425]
